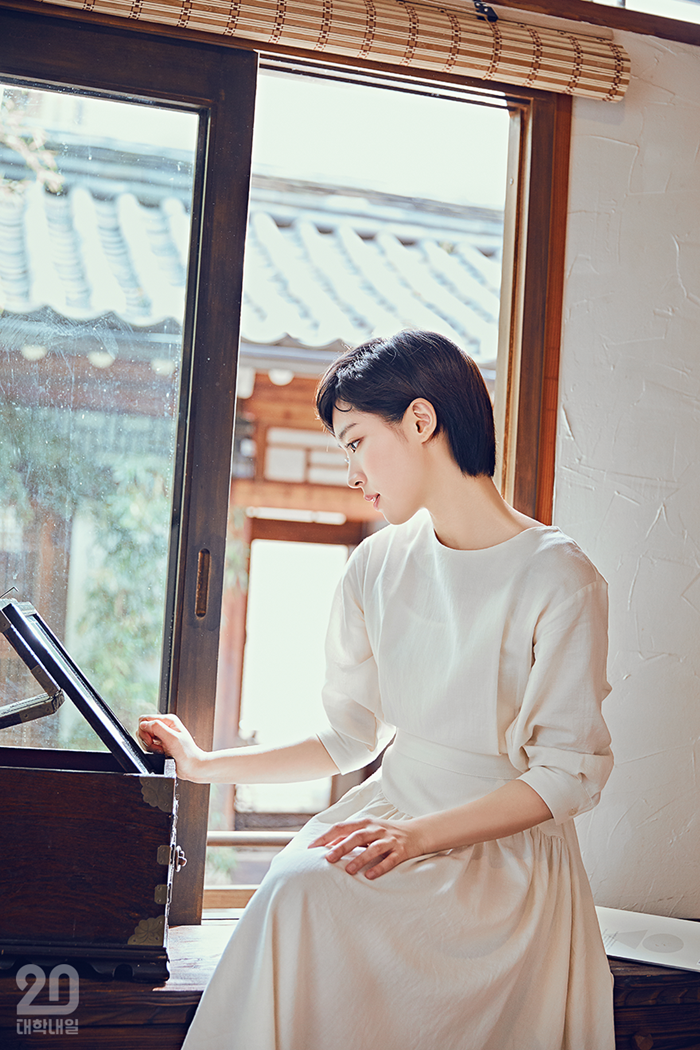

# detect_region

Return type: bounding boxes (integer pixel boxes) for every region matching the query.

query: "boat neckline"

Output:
[428,521,557,554]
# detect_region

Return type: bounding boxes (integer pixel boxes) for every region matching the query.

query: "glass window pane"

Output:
[0,82,200,750]
[206,66,510,879]
[237,539,349,814]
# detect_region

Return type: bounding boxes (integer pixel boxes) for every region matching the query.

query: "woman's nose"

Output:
[347,462,365,489]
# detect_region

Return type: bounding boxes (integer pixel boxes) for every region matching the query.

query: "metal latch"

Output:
[157,844,188,871]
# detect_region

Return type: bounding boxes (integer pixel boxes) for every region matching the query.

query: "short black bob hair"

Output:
[316,330,496,478]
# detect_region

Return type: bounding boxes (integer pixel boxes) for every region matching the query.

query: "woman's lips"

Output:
[364,493,380,510]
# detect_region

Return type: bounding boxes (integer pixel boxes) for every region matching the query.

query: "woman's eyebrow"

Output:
[337,422,358,445]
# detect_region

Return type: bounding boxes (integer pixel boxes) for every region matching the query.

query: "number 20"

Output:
[16,964,80,1016]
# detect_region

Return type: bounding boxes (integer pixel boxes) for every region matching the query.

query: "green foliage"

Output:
[205,846,240,885]
[0,404,172,749]
[0,402,107,524]
[65,458,171,744]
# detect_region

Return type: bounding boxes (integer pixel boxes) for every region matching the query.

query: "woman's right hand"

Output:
[138,713,208,783]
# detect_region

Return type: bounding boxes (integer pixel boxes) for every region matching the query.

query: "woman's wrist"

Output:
[177,747,211,783]
[405,815,444,857]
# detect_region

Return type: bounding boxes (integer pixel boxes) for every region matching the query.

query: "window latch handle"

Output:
[195,549,211,618]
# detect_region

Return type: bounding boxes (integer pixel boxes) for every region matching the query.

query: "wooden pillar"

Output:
[211,497,252,827]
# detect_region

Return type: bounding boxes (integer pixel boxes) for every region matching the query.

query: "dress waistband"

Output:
[390,729,521,781]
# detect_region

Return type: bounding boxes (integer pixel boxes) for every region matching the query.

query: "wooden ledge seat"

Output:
[1,920,700,1049]
[611,959,700,1050]
[0,921,237,1050]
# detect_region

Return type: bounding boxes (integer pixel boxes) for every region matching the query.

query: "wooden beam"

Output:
[241,372,323,431]
[250,517,368,545]
[492,0,700,48]
[207,831,295,846]
[231,478,377,522]
[0,354,176,418]
[203,885,257,908]
[3,0,700,57]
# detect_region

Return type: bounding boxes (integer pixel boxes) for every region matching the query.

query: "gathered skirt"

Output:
[182,737,615,1050]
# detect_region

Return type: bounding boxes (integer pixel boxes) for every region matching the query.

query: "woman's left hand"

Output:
[307,817,426,879]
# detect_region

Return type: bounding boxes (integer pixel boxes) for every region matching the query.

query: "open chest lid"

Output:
[0,598,160,775]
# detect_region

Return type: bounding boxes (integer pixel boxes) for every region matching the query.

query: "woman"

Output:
[139,330,615,1050]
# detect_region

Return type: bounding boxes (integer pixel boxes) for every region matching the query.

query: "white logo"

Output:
[16,964,80,1037]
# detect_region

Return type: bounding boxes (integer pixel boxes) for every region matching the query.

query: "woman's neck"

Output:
[425,471,541,551]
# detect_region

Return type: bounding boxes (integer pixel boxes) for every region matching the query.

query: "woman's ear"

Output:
[407,399,437,443]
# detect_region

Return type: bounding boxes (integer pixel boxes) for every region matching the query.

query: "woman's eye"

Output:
[347,441,359,453]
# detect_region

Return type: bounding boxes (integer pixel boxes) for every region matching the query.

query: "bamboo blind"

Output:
[40,0,630,101]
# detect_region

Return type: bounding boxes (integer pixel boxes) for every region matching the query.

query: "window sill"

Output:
[203,885,258,909]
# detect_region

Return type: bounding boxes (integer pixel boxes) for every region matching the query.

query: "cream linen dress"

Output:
[182,512,615,1050]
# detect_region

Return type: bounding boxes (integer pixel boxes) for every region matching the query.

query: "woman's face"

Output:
[332,403,428,525]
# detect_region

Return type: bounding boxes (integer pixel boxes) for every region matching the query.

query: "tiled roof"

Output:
[241,179,501,366]
[0,155,503,373]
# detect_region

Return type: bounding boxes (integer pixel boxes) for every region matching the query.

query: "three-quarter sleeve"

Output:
[316,548,395,774]
[506,579,614,825]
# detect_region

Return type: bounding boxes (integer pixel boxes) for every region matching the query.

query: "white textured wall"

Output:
[555,31,700,917]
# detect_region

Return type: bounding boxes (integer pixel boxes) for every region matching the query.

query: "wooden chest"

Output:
[0,600,182,982]
[0,748,180,982]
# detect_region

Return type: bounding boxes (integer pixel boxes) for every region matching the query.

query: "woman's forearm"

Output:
[195,735,340,784]
[309,779,554,879]
[138,715,340,784]
[411,780,553,855]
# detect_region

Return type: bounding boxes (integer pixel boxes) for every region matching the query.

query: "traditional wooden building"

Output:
[0,119,503,807]
[3,4,700,1046]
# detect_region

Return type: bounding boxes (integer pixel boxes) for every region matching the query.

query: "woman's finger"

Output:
[138,717,183,756]
[158,715,184,731]
[142,717,177,736]
[319,835,348,850]
[344,840,393,874]
[137,720,164,751]
[139,714,184,738]
[324,828,389,862]
[361,852,401,879]
[307,829,339,848]
[139,720,165,741]
[307,820,371,849]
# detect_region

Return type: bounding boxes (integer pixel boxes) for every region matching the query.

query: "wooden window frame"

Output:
[1,6,257,925]
[484,0,700,49]
[495,90,572,525]
[2,2,572,922]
